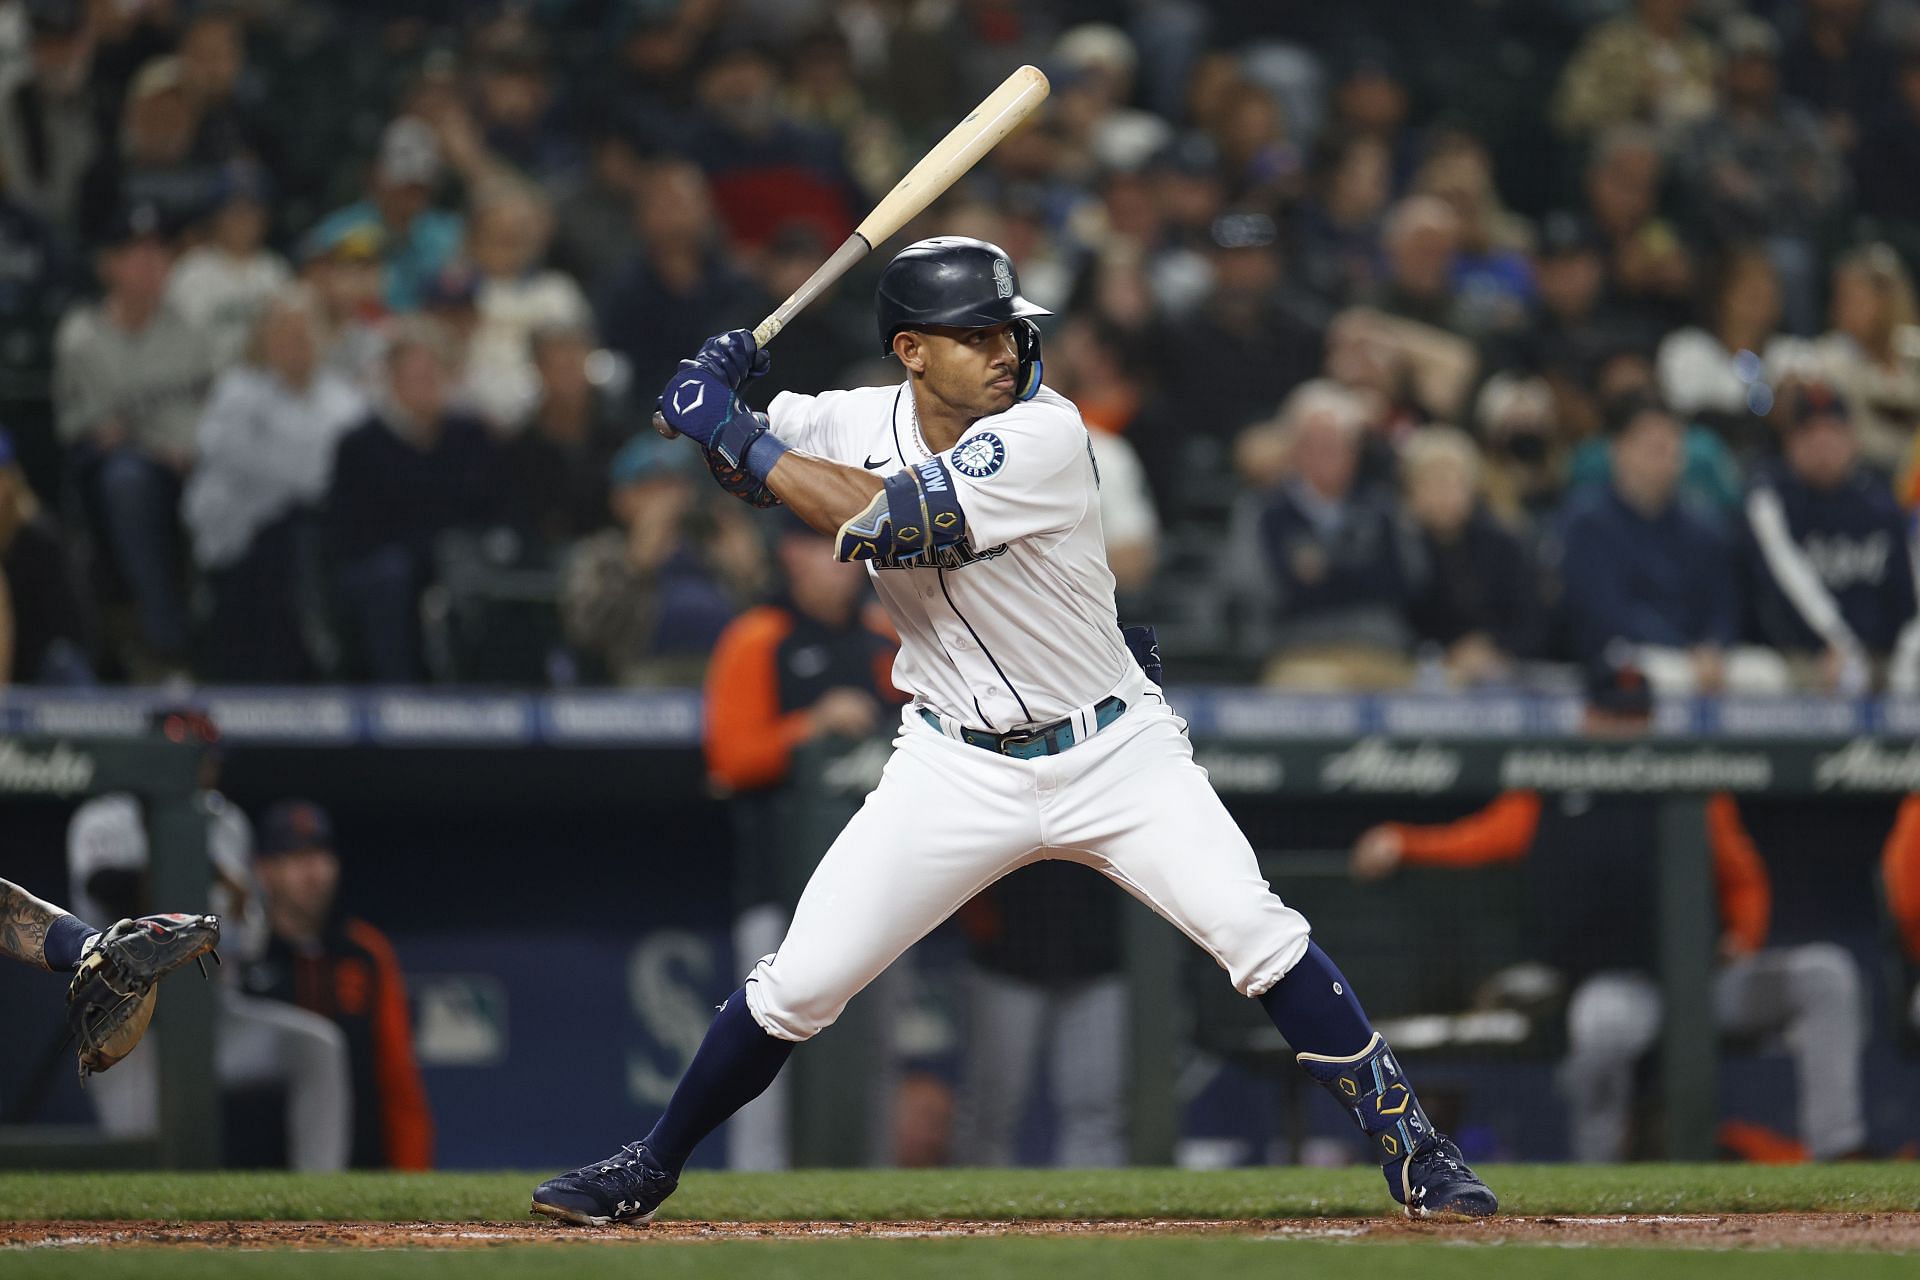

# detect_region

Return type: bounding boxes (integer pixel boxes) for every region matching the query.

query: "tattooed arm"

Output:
[0,877,68,970]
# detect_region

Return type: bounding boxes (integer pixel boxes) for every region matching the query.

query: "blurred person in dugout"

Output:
[1884,796,1920,1037]
[1350,669,1870,1162]
[1743,379,1919,693]
[702,514,902,1169]
[952,862,1127,1168]
[241,800,433,1170]
[65,711,352,1170]
[1555,391,1791,695]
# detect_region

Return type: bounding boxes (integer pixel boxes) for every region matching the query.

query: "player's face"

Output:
[909,324,1021,417]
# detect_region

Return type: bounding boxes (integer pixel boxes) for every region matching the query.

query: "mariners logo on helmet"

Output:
[992,257,1014,300]
[952,432,1006,478]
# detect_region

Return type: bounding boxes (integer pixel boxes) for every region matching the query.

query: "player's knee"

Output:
[1218,902,1311,997]
[1785,943,1859,1009]
[743,963,839,1043]
[1566,977,1659,1058]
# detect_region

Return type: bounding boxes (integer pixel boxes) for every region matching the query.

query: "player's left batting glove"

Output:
[659,325,771,449]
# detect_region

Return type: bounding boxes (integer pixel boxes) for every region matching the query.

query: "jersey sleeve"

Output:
[766,389,860,462]
[942,394,1093,550]
[346,919,435,1169]
[1387,791,1543,867]
[1707,793,1771,953]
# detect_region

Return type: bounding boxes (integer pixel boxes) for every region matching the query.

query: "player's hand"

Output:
[1351,826,1404,882]
[808,688,880,739]
[691,330,770,390]
[658,363,745,449]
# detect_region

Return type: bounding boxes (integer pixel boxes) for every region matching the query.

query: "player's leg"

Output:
[216,990,354,1171]
[1714,944,1867,1158]
[1047,701,1493,1215]
[534,725,1040,1224]
[1558,971,1662,1162]
[952,967,1049,1165]
[1048,974,1128,1167]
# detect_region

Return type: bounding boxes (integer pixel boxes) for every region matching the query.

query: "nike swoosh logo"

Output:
[864,455,890,469]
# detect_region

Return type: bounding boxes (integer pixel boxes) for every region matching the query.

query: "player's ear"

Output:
[893,330,927,375]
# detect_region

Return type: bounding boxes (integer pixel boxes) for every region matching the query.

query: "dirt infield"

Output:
[4,1213,1918,1252]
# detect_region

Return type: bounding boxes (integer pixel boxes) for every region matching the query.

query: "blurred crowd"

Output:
[2,0,1920,692]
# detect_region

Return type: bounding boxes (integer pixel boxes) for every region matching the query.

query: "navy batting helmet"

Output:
[875,237,1052,401]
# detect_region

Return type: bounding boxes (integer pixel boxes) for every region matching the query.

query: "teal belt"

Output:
[920,696,1126,759]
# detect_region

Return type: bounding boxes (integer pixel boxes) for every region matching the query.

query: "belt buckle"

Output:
[997,725,1051,756]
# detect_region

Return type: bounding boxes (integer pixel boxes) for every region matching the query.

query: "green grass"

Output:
[3,1240,1919,1280]
[0,1164,1916,1222]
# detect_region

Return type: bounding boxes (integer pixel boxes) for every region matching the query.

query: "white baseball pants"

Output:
[744,685,1312,1042]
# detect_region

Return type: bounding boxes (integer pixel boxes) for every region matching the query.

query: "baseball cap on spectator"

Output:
[1780,377,1851,431]
[211,159,272,210]
[1147,132,1220,178]
[422,261,482,311]
[377,117,444,189]
[1210,211,1278,250]
[27,0,84,36]
[129,55,186,104]
[1601,387,1673,438]
[298,220,385,266]
[258,799,335,858]
[1053,24,1137,80]
[1585,648,1654,721]
[99,200,170,249]
[1538,210,1604,260]
[609,432,697,488]
[1721,14,1781,62]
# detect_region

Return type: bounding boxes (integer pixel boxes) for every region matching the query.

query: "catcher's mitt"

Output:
[67,913,221,1079]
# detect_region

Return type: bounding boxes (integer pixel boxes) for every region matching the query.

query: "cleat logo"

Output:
[1376,1084,1411,1117]
[1338,1076,1358,1098]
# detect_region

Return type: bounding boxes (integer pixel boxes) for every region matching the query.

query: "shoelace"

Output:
[581,1144,665,1193]
[1415,1140,1472,1180]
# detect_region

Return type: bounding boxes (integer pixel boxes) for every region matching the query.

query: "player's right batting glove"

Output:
[691,329,770,389]
[67,913,221,1079]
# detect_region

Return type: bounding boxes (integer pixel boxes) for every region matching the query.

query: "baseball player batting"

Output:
[531,238,1497,1224]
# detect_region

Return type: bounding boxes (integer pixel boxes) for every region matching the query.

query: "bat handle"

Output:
[652,410,680,440]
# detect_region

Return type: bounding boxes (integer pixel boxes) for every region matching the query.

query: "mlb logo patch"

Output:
[952,431,1006,478]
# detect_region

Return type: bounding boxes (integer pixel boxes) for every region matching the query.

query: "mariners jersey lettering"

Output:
[767,382,1130,730]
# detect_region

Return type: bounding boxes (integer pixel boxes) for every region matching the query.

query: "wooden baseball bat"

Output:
[654,64,1051,437]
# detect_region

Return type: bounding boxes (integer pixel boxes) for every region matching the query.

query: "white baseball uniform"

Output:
[741,380,1311,1042]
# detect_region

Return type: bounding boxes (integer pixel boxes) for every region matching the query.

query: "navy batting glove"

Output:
[659,362,745,449]
[691,329,771,390]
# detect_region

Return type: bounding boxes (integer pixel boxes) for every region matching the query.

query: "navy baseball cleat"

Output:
[1391,1133,1499,1219]
[530,1141,678,1226]
[1296,1031,1498,1219]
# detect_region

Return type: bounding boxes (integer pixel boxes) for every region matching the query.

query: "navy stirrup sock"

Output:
[1258,941,1374,1060]
[642,987,793,1175]
[44,915,99,971]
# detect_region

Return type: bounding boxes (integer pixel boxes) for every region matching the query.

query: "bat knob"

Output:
[652,410,680,440]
